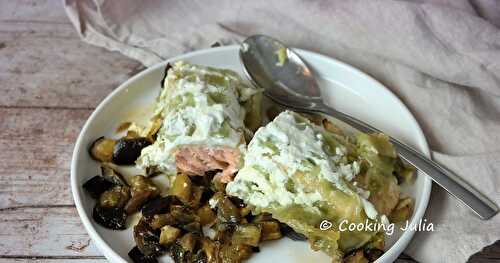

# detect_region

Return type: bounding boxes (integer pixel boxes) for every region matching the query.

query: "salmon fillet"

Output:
[175,146,240,183]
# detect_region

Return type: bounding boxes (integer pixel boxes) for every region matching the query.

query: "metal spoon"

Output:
[239,34,498,220]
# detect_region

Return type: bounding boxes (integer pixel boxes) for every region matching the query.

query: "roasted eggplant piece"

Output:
[170,173,192,203]
[125,175,160,214]
[99,185,130,208]
[232,224,262,247]
[218,243,252,263]
[134,220,165,257]
[259,221,282,241]
[128,246,158,263]
[170,242,190,263]
[197,204,216,226]
[200,238,219,263]
[82,175,113,198]
[181,221,202,234]
[170,205,199,225]
[280,223,307,241]
[150,213,175,230]
[112,137,151,165]
[217,197,241,223]
[89,137,116,162]
[93,204,127,230]
[191,250,208,263]
[100,164,128,186]
[125,191,152,215]
[178,232,198,253]
[159,225,181,245]
[141,196,181,218]
[228,196,246,208]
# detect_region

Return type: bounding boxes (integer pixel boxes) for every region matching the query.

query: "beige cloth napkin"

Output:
[64,0,500,262]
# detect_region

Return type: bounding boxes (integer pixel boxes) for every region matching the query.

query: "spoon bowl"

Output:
[240,35,322,109]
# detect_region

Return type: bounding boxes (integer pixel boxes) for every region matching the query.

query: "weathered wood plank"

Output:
[0,207,102,257]
[0,20,144,108]
[0,108,91,209]
[0,0,144,109]
[0,260,105,263]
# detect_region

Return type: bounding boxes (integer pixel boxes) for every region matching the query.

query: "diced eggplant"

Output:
[150,213,175,230]
[178,232,197,252]
[197,205,216,226]
[112,137,151,165]
[125,191,152,214]
[239,206,252,218]
[199,188,215,204]
[217,197,241,223]
[188,186,204,209]
[100,164,128,186]
[200,238,219,263]
[99,186,130,208]
[159,225,181,245]
[228,196,246,208]
[208,192,225,210]
[125,175,160,214]
[134,220,165,257]
[92,204,127,230]
[364,248,384,262]
[280,223,307,241]
[128,246,158,263]
[259,221,282,241]
[232,224,262,247]
[130,175,159,196]
[218,243,252,263]
[170,173,192,203]
[141,196,181,218]
[170,205,199,225]
[191,250,208,263]
[89,137,116,162]
[82,175,113,198]
[211,177,226,192]
[181,221,202,234]
[169,242,190,263]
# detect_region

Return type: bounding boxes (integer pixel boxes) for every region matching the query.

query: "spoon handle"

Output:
[318,105,499,220]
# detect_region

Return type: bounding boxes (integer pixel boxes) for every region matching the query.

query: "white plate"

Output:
[71,46,432,263]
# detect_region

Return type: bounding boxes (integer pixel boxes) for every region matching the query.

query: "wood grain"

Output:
[0,260,104,263]
[0,108,91,209]
[0,206,103,257]
[0,0,497,262]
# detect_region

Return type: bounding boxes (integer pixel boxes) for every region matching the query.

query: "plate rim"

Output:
[71,45,432,263]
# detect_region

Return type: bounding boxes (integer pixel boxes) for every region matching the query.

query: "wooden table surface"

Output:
[0,0,498,262]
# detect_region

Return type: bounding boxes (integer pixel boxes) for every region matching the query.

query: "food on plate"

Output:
[136,61,262,183]
[125,171,287,263]
[82,62,415,263]
[227,111,414,261]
